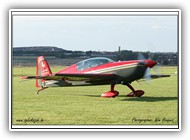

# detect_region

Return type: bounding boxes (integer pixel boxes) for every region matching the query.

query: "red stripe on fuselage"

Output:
[57,60,139,74]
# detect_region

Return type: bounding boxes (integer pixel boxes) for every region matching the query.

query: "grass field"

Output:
[12,66,178,125]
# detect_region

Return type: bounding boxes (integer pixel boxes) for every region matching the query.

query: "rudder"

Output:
[36,56,52,88]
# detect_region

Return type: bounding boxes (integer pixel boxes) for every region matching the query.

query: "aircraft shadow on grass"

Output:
[85,95,178,102]
[120,96,178,102]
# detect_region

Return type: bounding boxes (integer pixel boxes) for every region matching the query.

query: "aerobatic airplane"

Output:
[21,56,170,98]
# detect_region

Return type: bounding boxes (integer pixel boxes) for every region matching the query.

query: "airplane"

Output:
[20,56,170,98]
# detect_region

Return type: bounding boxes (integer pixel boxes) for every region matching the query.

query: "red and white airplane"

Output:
[21,56,170,98]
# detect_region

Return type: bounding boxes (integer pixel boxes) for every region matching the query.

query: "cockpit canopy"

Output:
[76,57,115,71]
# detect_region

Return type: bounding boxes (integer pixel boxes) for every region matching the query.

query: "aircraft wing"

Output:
[20,73,117,82]
[149,74,171,79]
[138,74,171,82]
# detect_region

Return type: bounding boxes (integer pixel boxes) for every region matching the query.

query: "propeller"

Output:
[137,52,158,82]
[136,53,151,83]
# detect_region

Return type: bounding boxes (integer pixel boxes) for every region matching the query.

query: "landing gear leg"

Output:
[125,83,144,97]
[36,87,48,94]
[101,84,119,98]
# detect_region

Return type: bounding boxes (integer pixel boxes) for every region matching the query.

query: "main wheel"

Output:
[101,91,119,98]
[126,90,144,97]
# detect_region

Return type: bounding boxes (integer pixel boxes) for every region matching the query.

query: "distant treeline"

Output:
[13,46,178,66]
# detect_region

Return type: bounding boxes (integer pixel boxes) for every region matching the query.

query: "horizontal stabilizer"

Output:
[20,76,37,79]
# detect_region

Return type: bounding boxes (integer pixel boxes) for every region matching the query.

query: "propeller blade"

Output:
[150,60,163,77]
[138,52,146,60]
[144,67,151,81]
[152,64,161,77]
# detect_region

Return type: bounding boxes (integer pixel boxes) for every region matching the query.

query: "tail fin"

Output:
[36,56,52,88]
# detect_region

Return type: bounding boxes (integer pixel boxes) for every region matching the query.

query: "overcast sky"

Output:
[13,15,178,52]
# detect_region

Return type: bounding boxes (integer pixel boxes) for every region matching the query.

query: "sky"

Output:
[13,14,178,52]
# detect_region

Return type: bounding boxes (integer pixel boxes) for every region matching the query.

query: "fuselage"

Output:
[45,57,157,87]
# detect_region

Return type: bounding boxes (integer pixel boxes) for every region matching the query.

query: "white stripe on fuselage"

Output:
[85,62,139,74]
